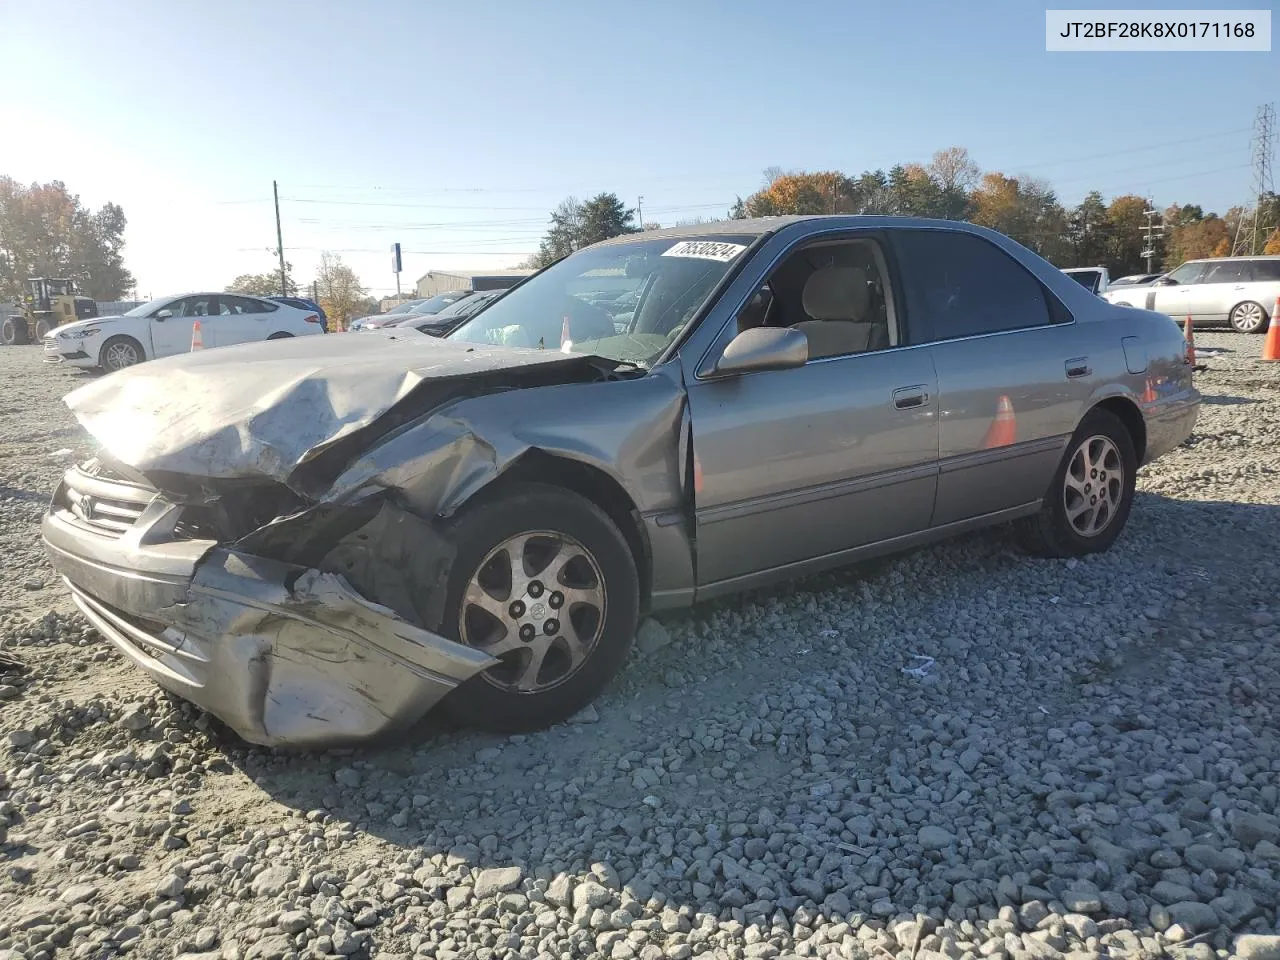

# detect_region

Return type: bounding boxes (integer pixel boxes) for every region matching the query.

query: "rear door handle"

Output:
[892,385,929,409]
[1065,357,1091,378]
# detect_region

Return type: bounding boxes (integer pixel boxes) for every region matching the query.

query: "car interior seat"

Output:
[792,266,883,359]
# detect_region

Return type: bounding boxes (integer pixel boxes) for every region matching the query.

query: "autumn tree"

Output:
[741,171,859,217]
[1265,228,1280,255]
[314,252,368,331]
[1162,204,1230,267]
[968,173,1070,260]
[1100,195,1151,275]
[0,177,134,301]
[227,257,298,297]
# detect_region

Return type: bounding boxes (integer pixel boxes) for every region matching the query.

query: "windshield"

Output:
[446,235,754,366]
[414,292,468,314]
[385,300,425,314]
[1065,269,1101,291]
[122,297,172,317]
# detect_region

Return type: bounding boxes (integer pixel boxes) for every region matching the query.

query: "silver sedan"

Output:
[42,216,1200,746]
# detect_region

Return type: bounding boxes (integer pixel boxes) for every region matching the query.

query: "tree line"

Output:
[527,148,1280,278]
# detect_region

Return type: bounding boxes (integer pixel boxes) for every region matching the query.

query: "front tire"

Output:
[100,335,144,372]
[1020,408,1137,558]
[441,482,639,732]
[1229,301,1269,334]
[1,317,27,346]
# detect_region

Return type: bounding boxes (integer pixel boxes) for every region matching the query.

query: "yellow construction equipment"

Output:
[2,278,99,346]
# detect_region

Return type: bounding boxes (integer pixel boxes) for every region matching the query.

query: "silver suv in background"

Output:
[1103,255,1280,333]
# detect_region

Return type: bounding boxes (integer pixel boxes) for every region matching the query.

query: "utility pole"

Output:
[273,180,288,296]
[636,196,644,230]
[1141,199,1163,274]
[1232,104,1276,256]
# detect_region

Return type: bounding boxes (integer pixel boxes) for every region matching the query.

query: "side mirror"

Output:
[1156,277,1176,286]
[707,326,808,378]
[154,309,174,319]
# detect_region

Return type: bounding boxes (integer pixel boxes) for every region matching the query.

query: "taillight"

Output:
[304,314,320,324]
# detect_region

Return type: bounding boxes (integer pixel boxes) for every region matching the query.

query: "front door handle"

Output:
[892,385,929,409]
[1065,357,1091,378]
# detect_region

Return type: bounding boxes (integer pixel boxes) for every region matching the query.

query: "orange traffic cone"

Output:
[1263,297,1280,362]
[981,395,1016,449]
[190,319,204,351]
[1141,377,1157,403]
[1183,316,1196,366]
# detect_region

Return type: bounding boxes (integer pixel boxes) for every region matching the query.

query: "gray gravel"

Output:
[2,334,1279,960]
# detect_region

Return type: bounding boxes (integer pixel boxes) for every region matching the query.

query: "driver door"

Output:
[684,234,940,589]
[1151,262,1206,318]
[150,296,207,357]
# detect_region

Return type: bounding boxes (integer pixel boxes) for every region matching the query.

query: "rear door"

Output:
[1190,260,1251,322]
[890,228,1091,527]
[214,295,271,345]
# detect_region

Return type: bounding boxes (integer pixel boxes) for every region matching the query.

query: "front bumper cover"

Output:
[42,494,496,748]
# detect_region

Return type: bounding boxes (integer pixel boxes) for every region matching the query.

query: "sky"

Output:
[1,0,1275,299]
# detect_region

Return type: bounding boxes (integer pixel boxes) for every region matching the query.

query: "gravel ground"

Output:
[2,335,1279,960]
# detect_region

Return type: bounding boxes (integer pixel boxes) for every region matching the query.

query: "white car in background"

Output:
[43,292,325,372]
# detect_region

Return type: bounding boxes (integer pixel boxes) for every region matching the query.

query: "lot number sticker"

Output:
[661,240,747,262]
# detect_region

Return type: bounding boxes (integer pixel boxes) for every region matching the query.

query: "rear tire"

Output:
[100,335,144,372]
[1019,408,1137,558]
[33,319,54,340]
[1229,301,1269,334]
[2,317,29,346]
[440,482,639,732]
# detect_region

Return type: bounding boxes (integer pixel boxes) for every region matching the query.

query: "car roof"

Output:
[594,214,1047,247]
[1186,255,1280,263]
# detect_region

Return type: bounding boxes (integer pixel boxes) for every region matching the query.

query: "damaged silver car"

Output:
[43,216,1200,747]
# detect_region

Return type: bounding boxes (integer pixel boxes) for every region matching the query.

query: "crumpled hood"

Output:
[63,330,602,489]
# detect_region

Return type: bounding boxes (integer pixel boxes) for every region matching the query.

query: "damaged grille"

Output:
[56,461,159,537]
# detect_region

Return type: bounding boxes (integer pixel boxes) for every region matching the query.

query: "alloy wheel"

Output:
[459,531,607,693]
[1063,435,1123,537]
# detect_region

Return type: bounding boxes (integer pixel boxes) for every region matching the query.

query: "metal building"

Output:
[414,269,533,298]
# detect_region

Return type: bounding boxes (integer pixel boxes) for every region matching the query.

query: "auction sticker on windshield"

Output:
[661,240,747,262]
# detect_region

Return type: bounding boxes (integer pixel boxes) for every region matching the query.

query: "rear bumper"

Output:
[1144,386,1201,463]
[42,487,495,748]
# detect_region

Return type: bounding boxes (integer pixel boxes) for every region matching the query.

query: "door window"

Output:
[1251,260,1280,281]
[739,237,899,360]
[155,296,214,318]
[893,230,1054,341]
[1201,260,1252,284]
[1165,261,1207,285]
[220,295,264,315]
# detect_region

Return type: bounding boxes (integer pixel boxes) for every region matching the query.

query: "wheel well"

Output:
[1094,396,1147,463]
[486,450,653,608]
[100,333,144,357]
[268,332,294,339]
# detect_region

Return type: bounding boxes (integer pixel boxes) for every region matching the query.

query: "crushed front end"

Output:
[41,458,496,747]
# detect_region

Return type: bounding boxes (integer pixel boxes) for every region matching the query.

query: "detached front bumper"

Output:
[41,467,495,747]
